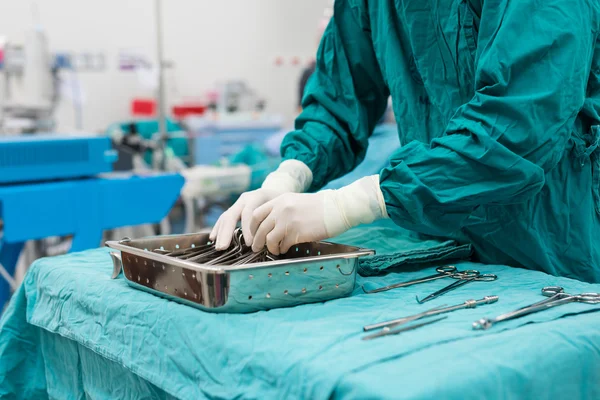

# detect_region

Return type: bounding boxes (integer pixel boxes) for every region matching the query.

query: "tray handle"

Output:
[110,252,123,279]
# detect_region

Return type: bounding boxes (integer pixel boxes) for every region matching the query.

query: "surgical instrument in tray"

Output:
[363,295,499,332]
[148,229,279,265]
[106,230,374,313]
[416,272,498,303]
[362,316,448,341]
[363,266,477,294]
[472,286,600,330]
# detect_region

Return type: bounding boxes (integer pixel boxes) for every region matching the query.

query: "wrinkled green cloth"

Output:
[282,0,600,283]
[333,219,472,276]
[1,228,600,399]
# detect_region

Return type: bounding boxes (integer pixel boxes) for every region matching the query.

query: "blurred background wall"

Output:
[0,0,330,132]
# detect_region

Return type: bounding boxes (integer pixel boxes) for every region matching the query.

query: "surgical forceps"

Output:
[416,272,498,303]
[362,316,448,341]
[362,266,478,294]
[151,228,279,266]
[363,295,499,332]
[472,286,600,330]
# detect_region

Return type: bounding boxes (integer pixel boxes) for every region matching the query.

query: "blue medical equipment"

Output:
[106,119,190,166]
[186,116,284,165]
[0,135,184,310]
[0,135,116,184]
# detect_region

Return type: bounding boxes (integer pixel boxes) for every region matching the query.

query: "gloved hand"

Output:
[209,188,282,250]
[210,160,313,250]
[249,175,389,255]
[248,191,329,254]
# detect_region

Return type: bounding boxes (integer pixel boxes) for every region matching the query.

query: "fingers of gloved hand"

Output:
[248,200,275,241]
[241,204,258,247]
[251,216,276,253]
[209,219,220,242]
[265,224,286,255]
[215,205,243,250]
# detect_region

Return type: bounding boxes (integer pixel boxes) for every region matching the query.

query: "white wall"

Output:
[0,0,330,132]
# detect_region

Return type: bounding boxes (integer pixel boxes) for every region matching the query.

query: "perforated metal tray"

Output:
[105,232,374,313]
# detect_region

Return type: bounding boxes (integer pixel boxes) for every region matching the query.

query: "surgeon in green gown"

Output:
[211,0,600,283]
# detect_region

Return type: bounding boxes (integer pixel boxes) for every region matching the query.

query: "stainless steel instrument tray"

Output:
[106,232,374,313]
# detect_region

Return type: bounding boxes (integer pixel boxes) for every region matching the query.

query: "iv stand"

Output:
[154,0,167,170]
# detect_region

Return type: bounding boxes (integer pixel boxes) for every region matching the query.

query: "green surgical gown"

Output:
[281,0,600,282]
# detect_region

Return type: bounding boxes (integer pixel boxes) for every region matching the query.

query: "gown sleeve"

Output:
[281,0,389,190]
[380,0,597,236]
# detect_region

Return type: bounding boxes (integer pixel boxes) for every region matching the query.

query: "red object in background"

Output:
[131,99,156,116]
[172,104,207,119]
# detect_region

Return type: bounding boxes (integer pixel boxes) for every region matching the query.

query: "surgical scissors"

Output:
[472,286,600,330]
[415,272,498,303]
[363,295,499,332]
[362,266,478,294]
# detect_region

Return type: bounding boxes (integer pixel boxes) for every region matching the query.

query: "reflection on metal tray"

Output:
[105,232,374,313]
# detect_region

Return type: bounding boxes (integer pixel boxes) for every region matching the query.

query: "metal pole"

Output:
[155,0,167,170]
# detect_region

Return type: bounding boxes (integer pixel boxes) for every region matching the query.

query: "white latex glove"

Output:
[210,160,313,250]
[249,175,389,255]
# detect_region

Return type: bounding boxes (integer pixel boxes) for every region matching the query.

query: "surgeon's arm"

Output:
[281,1,390,190]
[211,1,388,249]
[380,0,596,236]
